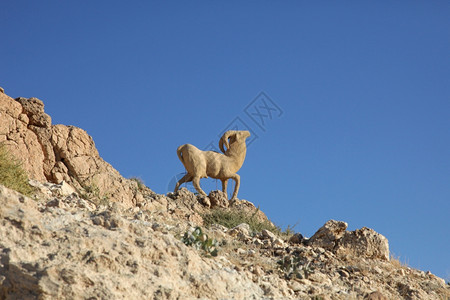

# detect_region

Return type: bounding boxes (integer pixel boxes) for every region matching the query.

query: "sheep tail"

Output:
[177,145,185,163]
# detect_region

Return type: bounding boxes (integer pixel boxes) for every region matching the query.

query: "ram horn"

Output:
[219,130,237,153]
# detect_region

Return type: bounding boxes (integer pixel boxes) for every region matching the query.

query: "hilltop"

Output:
[0,87,448,299]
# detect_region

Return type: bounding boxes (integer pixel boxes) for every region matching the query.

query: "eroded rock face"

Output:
[0,92,147,207]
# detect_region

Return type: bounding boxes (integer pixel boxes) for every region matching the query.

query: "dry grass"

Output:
[0,143,34,196]
[390,253,409,268]
[201,206,281,234]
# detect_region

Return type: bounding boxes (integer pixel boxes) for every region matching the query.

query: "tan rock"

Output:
[15,97,51,128]
[272,238,286,248]
[365,291,388,300]
[261,229,277,241]
[208,190,229,208]
[338,227,390,261]
[308,272,331,284]
[228,223,251,238]
[308,220,348,250]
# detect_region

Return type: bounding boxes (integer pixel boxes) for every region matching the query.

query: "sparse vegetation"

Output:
[182,227,218,257]
[201,206,280,235]
[390,253,410,268]
[277,255,315,280]
[0,143,34,196]
[130,177,145,190]
[80,181,109,206]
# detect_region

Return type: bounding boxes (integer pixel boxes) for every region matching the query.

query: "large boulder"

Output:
[337,227,390,261]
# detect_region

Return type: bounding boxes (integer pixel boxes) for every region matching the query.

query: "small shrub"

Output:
[80,181,109,205]
[390,253,409,268]
[182,227,218,257]
[0,144,33,196]
[277,255,315,280]
[202,206,280,235]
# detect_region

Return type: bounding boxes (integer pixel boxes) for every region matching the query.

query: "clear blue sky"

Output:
[1,1,449,280]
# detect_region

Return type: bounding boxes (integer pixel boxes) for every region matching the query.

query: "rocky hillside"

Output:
[0,88,449,299]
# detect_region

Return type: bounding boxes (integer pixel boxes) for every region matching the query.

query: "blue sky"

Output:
[1,1,449,280]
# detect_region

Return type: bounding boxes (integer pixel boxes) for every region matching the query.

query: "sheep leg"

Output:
[174,173,193,193]
[192,176,207,197]
[230,174,240,201]
[221,179,228,199]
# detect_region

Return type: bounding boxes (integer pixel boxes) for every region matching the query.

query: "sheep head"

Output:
[219,130,251,153]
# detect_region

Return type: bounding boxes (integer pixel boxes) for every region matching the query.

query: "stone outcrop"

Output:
[338,227,390,261]
[307,220,390,262]
[307,219,348,250]
[0,91,146,207]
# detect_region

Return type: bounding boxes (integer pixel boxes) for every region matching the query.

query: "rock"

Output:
[208,190,229,208]
[308,220,348,250]
[365,291,388,300]
[1,93,47,180]
[338,227,390,261]
[15,97,51,128]
[261,229,277,241]
[308,272,331,284]
[46,198,61,207]
[252,265,264,276]
[288,280,304,292]
[228,223,251,238]
[236,248,246,255]
[289,233,304,244]
[51,181,77,196]
[253,238,264,247]
[0,87,4,93]
[338,269,350,278]
[272,238,286,248]
[198,195,211,208]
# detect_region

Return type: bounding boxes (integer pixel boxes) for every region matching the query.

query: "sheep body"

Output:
[174,130,250,200]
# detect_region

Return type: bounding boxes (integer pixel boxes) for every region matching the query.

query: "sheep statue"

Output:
[174,130,251,201]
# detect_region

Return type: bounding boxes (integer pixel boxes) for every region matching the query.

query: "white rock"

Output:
[261,229,277,241]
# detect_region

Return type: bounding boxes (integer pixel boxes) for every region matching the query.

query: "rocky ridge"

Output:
[0,87,449,299]
[0,90,142,207]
